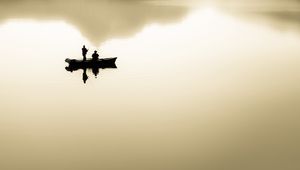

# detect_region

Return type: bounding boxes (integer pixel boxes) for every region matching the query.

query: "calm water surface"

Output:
[0,1,299,170]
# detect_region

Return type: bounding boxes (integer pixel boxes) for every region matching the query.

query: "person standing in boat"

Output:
[82,45,88,61]
[92,50,99,60]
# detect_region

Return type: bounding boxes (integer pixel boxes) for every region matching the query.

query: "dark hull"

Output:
[65,57,117,72]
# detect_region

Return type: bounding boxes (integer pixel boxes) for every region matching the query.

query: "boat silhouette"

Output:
[65,57,117,72]
[65,57,117,84]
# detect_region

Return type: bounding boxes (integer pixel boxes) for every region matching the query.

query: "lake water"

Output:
[0,1,299,170]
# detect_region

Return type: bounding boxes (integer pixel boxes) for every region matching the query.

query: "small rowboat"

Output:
[65,57,117,72]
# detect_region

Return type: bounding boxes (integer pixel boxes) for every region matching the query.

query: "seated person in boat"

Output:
[92,50,99,60]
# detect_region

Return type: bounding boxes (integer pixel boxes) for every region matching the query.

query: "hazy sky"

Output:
[0,1,300,170]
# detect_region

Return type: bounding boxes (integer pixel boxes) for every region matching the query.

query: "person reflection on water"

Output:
[82,45,88,61]
[82,68,88,84]
[92,50,99,60]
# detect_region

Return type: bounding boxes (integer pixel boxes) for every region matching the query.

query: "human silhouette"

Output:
[92,67,100,77]
[82,45,88,61]
[82,68,88,83]
[92,50,99,60]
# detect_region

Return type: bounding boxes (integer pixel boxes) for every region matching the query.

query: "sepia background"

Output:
[0,0,299,170]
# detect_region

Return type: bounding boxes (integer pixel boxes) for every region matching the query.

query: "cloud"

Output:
[1,0,300,44]
[0,0,189,45]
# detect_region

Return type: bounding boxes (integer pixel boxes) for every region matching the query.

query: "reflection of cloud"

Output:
[246,12,300,33]
[232,11,300,33]
[0,0,189,45]
[215,0,300,32]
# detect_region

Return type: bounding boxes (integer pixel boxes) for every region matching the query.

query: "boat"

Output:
[65,57,117,72]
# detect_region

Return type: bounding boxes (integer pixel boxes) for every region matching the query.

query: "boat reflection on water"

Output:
[65,57,117,83]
